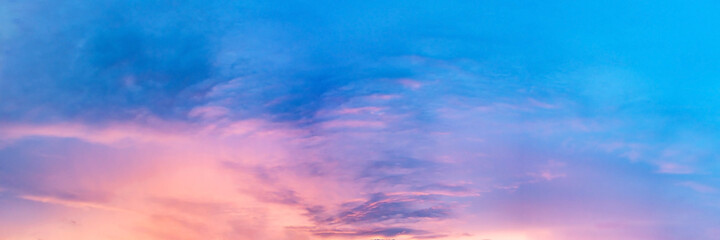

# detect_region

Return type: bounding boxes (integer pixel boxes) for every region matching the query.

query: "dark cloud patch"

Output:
[303,205,336,224]
[222,162,303,206]
[0,0,224,122]
[286,193,450,239]
[332,193,450,224]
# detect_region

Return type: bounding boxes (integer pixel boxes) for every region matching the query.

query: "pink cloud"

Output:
[365,94,401,100]
[398,78,423,90]
[657,162,694,174]
[677,181,716,193]
[527,98,559,109]
[0,121,188,145]
[335,106,384,115]
[321,120,387,129]
[188,106,230,119]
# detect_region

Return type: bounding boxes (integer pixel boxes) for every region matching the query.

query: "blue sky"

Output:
[2,1,720,239]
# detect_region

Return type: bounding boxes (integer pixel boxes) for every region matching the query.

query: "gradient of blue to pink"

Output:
[2,1,720,239]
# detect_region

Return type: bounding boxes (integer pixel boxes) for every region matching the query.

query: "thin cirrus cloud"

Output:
[3,0,720,240]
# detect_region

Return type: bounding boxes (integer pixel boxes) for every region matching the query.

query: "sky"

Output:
[2,1,720,239]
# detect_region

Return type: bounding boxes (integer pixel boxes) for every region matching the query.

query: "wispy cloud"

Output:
[3,1,720,240]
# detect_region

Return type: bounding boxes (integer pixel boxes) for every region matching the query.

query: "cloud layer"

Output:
[3,1,720,240]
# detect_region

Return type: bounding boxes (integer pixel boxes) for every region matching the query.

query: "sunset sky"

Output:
[3,1,720,239]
